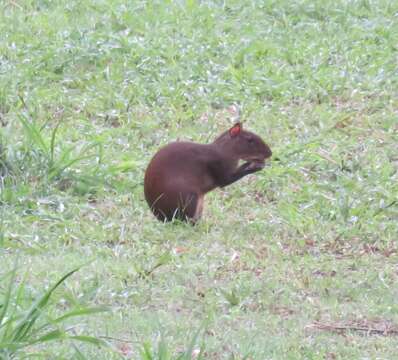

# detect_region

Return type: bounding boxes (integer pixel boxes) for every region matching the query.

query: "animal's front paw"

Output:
[247,160,265,172]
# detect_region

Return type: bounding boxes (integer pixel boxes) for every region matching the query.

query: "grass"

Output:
[1,0,397,358]
[0,265,108,359]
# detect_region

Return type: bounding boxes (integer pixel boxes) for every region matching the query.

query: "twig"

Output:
[309,321,398,336]
[6,0,23,10]
[373,200,397,216]
[99,335,137,344]
[18,94,29,111]
[315,149,339,165]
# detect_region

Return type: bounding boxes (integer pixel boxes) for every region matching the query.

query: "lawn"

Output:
[0,0,397,358]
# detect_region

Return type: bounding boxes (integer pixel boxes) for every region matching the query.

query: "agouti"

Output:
[144,122,272,223]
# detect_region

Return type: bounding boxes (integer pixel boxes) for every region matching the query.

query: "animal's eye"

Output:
[248,137,255,144]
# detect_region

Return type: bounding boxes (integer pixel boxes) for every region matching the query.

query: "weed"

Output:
[0,265,108,358]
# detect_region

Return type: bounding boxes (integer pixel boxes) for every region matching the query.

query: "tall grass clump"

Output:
[0,265,108,359]
[17,111,102,182]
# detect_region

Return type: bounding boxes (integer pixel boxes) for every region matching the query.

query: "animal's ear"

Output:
[229,122,242,137]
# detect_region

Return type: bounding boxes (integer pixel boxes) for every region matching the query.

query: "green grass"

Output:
[0,265,108,359]
[1,0,397,358]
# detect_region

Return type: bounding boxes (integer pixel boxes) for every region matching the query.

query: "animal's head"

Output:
[216,122,272,162]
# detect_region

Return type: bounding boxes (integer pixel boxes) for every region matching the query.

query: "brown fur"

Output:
[144,123,272,223]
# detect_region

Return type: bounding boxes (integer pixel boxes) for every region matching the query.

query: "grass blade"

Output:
[12,267,80,343]
[53,306,109,324]
[49,120,62,166]
[30,329,65,344]
[69,335,107,347]
[17,114,49,157]
[0,267,17,328]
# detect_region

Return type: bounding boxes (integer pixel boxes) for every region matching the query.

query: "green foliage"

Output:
[17,112,101,180]
[0,0,397,358]
[140,330,204,360]
[0,265,108,358]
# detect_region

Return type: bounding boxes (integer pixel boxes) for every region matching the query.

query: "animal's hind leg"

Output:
[178,192,203,224]
[192,195,204,223]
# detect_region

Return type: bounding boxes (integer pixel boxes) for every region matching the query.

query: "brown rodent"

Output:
[144,122,272,223]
